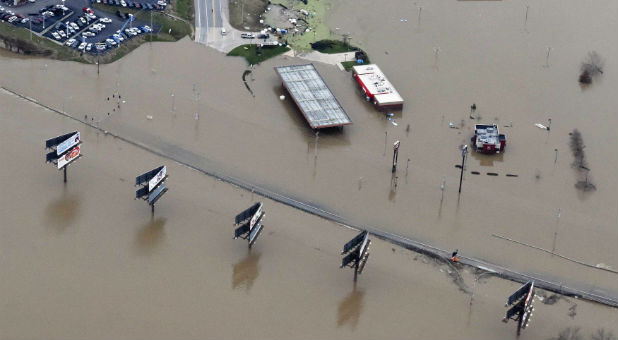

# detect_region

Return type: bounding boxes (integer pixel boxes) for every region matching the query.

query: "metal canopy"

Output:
[275,64,352,129]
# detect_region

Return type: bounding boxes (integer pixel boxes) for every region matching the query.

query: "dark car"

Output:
[134,3,141,8]
[120,32,128,40]
[257,33,269,39]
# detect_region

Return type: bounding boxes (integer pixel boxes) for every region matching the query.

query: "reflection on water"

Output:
[337,287,364,329]
[232,251,261,291]
[45,189,81,232]
[135,217,167,255]
[469,150,505,167]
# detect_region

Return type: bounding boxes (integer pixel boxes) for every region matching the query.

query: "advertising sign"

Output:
[148,166,167,192]
[148,182,167,205]
[57,132,80,155]
[249,203,263,230]
[57,145,80,169]
[248,216,264,248]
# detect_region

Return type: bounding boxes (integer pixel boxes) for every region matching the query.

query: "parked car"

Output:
[86,43,92,51]
[65,38,76,46]
[78,42,87,50]
[51,31,61,40]
[100,17,112,23]
[241,33,255,39]
[83,7,94,14]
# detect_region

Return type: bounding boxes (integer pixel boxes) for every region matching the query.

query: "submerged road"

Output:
[3,86,617,308]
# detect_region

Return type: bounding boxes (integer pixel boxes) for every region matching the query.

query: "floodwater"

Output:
[0,0,617,337]
[1,90,617,338]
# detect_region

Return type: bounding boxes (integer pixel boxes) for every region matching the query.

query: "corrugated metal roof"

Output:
[275,64,352,129]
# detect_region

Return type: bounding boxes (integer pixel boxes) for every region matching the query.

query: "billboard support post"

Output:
[392,140,400,173]
[341,230,371,282]
[64,167,67,183]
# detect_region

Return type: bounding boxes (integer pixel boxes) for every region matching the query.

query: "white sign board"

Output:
[57,132,80,155]
[249,203,263,230]
[57,145,80,169]
[148,166,167,192]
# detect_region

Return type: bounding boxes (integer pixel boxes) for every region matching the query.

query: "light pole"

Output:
[458,145,468,193]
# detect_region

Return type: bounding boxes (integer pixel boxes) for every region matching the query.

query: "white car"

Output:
[83,31,95,37]
[51,32,61,40]
[157,0,166,5]
[78,42,87,50]
[86,43,92,51]
[8,16,17,23]
[70,22,79,30]
[58,30,66,38]
[86,13,96,20]
[113,33,124,42]
[100,17,112,23]
[65,38,76,46]
[120,0,127,6]
[106,38,116,46]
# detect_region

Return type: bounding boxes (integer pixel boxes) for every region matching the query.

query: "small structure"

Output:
[275,64,352,129]
[45,131,82,183]
[352,64,404,111]
[135,166,168,215]
[471,124,506,154]
[234,202,265,249]
[340,230,371,282]
[503,281,536,336]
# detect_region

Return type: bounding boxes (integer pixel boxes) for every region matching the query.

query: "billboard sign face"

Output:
[249,203,263,230]
[148,166,167,192]
[57,132,80,156]
[57,145,80,169]
[248,216,264,248]
[148,182,167,205]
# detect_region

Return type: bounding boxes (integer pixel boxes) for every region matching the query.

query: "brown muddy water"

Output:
[0,0,617,337]
[1,89,617,339]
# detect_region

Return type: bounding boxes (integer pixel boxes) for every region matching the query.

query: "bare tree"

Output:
[579,51,604,84]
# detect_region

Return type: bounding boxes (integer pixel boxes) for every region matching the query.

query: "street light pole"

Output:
[469,271,495,306]
[458,145,468,193]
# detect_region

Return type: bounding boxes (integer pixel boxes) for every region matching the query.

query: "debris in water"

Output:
[280,95,285,100]
[146,115,153,120]
[391,121,398,126]
[535,123,548,130]
[400,18,408,22]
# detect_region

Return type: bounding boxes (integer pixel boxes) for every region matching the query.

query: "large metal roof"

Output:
[275,64,352,129]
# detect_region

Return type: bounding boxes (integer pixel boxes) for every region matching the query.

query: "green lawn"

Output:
[228,44,289,65]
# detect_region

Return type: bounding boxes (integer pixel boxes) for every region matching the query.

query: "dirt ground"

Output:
[228,0,269,31]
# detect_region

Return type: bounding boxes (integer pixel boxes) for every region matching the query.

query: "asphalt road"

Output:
[194,0,221,44]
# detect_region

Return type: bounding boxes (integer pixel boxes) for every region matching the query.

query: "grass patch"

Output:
[0,21,79,60]
[228,44,289,65]
[310,39,354,54]
[174,0,194,21]
[134,11,192,40]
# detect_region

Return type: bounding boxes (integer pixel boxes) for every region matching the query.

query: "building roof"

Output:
[352,64,404,106]
[275,64,352,129]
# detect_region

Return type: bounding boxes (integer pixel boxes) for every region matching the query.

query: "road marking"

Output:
[211,0,216,27]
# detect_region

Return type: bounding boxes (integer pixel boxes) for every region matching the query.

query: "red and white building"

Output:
[352,64,404,110]
[472,124,506,154]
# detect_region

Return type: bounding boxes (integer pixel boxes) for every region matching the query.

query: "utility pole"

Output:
[458,145,468,193]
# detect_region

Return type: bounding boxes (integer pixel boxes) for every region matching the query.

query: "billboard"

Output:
[148,166,167,192]
[56,132,80,156]
[148,182,168,205]
[249,203,263,230]
[57,145,80,169]
[248,216,264,248]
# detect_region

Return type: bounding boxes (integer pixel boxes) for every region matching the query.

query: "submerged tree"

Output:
[569,129,596,191]
[579,51,604,84]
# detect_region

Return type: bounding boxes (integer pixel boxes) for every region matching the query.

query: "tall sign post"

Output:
[135,166,168,215]
[503,281,536,337]
[45,131,82,183]
[233,202,265,249]
[392,140,400,173]
[340,230,371,282]
[458,144,468,193]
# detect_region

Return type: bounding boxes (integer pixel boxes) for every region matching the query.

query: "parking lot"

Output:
[0,0,165,54]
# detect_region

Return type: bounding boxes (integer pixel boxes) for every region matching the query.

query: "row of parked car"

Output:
[63,24,152,54]
[49,11,101,42]
[0,5,31,24]
[95,0,167,11]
